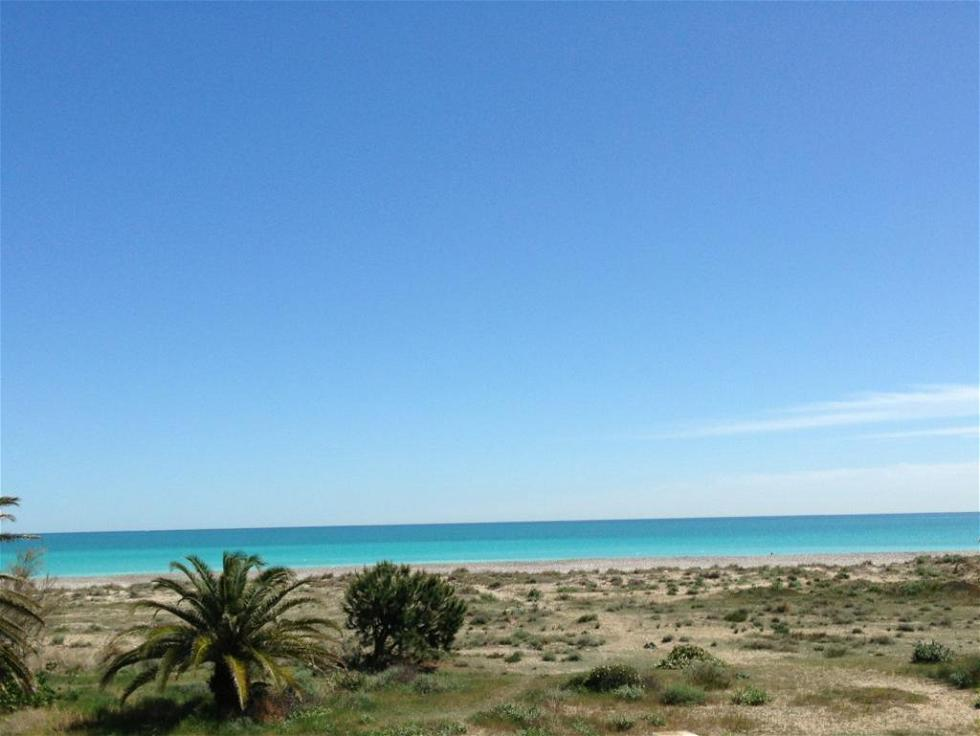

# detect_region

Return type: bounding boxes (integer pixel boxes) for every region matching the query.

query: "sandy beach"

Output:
[45,549,973,588]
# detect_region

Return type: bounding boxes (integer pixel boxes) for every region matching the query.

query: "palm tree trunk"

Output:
[209,662,241,714]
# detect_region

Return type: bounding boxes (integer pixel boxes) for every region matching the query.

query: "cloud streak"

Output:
[662,384,979,438]
[861,425,979,440]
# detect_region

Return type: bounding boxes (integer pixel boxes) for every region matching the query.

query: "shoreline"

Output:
[43,549,975,588]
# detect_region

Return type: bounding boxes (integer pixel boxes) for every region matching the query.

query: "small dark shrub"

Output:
[723,609,749,623]
[911,640,953,664]
[570,664,642,692]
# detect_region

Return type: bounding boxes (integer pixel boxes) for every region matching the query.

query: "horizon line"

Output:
[21,508,979,537]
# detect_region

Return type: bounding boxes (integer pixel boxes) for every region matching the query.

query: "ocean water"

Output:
[1,512,976,578]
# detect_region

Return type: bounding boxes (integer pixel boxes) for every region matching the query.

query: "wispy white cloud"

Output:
[861,425,979,440]
[549,461,979,519]
[661,384,979,438]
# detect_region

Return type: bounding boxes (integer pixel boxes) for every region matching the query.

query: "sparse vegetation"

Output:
[0,553,976,735]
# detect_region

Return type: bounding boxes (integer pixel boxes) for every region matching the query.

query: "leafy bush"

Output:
[660,683,707,706]
[571,664,643,692]
[0,672,55,713]
[504,651,522,663]
[911,640,953,664]
[731,685,770,706]
[656,645,721,670]
[344,561,467,666]
[685,660,733,690]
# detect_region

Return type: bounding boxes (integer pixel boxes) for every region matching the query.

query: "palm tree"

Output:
[1,496,43,696]
[0,496,39,543]
[101,552,339,714]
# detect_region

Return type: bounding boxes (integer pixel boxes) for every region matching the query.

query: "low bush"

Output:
[931,655,980,689]
[911,640,953,664]
[642,712,667,727]
[656,645,721,670]
[660,683,707,706]
[612,684,645,701]
[608,714,635,731]
[731,686,770,706]
[570,664,643,692]
[472,702,541,727]
[723,608,749,623]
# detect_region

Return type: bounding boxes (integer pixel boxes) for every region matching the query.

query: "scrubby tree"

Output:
[343,561,466,667]
[101,552,339,714]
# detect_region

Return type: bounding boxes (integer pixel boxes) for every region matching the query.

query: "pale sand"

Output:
[45,549,973,589]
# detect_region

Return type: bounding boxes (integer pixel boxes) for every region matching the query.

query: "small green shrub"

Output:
[933,655,980,689]
[473,702,541,727]
[723,609,749,623]
[504,651,522,663]
[657,645,721,670]
[660,683,707,706]
[571,663,643,692]
[641,712,667,727]
[911,640,953,664]
[731,686,770,706]
[608,714,635,731]
[823,646,848,659]
[612,684,645,701]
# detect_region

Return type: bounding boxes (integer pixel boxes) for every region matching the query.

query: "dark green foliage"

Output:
[723,608,749,622]
[660,683,706,705]
[570,663,642,692]
[0,671,54,713]
[911,640,953,664]
[343,561,467,667]
[100,552,339,713]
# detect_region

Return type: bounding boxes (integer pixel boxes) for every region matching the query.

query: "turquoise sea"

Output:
[2,512,977,578]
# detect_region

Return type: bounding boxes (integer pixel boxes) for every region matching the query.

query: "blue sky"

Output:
[2,3,977,533]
